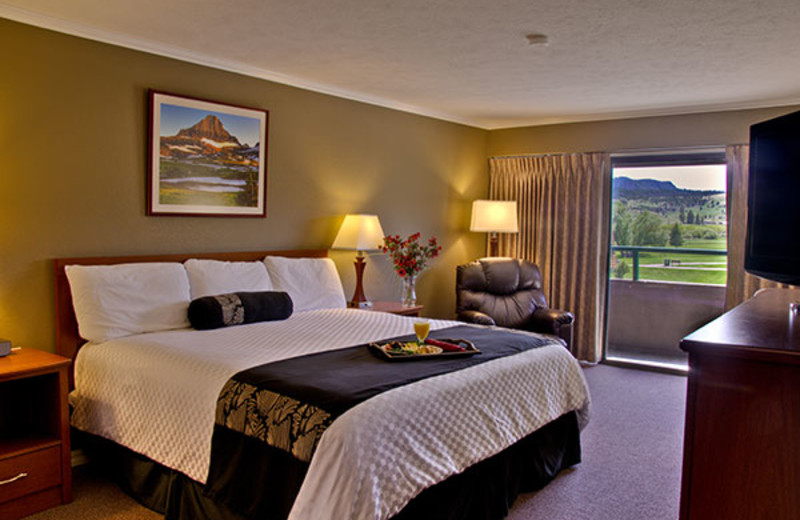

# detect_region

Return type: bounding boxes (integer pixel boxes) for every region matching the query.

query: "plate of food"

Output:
[369,338,480,361]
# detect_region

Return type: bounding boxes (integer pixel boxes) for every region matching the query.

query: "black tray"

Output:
[369,338,480,361]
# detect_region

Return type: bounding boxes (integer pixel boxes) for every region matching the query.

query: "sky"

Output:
[160,103,261,146]
[615,165,726,191]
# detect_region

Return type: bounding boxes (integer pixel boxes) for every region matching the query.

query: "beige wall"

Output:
[4,18,799,355]
[488,105,800,156]
[0,19,489,353]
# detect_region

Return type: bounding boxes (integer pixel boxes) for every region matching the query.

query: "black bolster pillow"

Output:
[188,291,293,330]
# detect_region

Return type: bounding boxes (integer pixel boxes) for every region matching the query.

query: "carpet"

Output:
[507,364,686,520]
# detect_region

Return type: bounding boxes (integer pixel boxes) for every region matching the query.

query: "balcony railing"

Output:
[608,245,729,368]
[611,245,727,284]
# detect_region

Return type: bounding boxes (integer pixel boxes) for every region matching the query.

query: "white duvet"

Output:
[71,308,590,520]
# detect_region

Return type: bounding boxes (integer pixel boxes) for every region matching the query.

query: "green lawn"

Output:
[612,238,728,285]
[683,238,727,250]
[638,267,727,285]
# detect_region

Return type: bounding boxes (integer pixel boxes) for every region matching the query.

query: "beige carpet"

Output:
[26,468,161,520]
[508,364,686,520]
[30,364,686,520]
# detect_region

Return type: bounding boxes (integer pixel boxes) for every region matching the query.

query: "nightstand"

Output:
[368,301,424,317]
[0,348,71,520]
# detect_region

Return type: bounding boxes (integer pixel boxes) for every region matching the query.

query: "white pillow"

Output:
[263,256,346,312]
[184,259,273,299]
[65,263,191,343]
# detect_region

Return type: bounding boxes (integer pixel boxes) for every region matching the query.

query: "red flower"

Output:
[382,233,442,278]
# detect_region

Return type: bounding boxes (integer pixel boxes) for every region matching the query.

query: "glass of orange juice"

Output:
[414,319,430,345]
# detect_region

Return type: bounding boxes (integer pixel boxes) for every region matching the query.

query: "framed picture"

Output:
[148,91,269,217]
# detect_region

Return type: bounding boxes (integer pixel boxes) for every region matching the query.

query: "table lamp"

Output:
[470,200,519,256]
[332,214,385,308]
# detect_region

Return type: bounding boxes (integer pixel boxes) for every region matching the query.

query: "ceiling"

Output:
[3,0,800,129]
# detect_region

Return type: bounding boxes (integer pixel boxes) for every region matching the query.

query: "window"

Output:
[610,152,727,285]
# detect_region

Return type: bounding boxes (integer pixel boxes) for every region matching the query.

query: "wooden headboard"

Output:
[54,249,327,363]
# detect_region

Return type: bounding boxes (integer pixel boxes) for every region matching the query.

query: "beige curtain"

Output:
[489,153,611,362]
[724,144,789,309]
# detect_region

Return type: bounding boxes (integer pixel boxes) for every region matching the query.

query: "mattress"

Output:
[70,308,590,520]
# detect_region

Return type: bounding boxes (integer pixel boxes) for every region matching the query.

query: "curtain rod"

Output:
[489,151,606,160]
[490,143,748,161]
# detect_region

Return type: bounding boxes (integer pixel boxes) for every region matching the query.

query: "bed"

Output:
[54,249,590,520]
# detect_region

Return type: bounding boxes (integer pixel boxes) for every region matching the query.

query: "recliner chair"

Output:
[456,257,574,350]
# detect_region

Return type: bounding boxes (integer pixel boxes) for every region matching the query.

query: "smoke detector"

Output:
[526,33,549,46]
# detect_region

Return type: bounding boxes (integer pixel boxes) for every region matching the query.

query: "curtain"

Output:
[724,144,788,309]
[488,153,611,363]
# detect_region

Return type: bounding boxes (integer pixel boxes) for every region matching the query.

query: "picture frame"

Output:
[147,90,269,217]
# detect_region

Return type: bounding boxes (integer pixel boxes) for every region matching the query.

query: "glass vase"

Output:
[402,274,417,307]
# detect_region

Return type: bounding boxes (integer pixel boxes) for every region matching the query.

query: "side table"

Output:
[367,301,424,317]
[0,348,71,520]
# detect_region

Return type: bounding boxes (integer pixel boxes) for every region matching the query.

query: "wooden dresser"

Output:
[679,288,800,520]
[0,348,71,519]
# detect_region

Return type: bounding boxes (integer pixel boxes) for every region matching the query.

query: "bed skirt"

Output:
[78,410,580,520]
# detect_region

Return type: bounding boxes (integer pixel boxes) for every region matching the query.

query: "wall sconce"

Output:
[332,214,385,308]
[470,200,519,256]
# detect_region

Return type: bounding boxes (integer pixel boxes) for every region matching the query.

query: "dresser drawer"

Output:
[0,446,61,504]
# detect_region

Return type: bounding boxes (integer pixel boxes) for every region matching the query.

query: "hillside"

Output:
[613,177,722,199]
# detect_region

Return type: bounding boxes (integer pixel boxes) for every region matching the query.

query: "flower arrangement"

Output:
[382,232,442,278]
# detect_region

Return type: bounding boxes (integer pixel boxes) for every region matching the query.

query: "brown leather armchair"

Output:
[456,257,574,350]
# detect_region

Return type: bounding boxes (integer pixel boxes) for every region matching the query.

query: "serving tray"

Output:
[369,338,480,361]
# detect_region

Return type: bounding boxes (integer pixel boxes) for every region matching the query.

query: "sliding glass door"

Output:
[605,152,728,370]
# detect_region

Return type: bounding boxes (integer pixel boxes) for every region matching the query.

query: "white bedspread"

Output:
[71,308,590,520]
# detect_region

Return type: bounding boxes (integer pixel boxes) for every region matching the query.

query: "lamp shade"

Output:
[470,200,519,233]
[332,214,385,251]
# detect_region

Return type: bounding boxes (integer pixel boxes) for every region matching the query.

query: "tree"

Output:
[614,260,630,279]
[613,206,632,246]
[687,210,695,225]
[633,210,668,246]
[669,223,684,247]
[679,207,686,224]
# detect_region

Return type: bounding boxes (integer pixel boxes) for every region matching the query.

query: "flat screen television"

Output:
[745,109,800,284]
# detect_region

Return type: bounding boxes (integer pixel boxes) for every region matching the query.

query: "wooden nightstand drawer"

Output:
[0,446,61,504]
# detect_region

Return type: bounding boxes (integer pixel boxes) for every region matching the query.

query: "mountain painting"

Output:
[148,92,268,216]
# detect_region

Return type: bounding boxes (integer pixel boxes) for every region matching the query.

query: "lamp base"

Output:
[489,233,499,257]
[349,255,371,308]
[349,300,373,309]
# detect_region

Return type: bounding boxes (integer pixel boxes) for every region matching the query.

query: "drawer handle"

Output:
[0,472,28,486]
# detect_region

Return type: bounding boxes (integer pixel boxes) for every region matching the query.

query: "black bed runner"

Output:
[206,325,555,518]
[234,324,552,415]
